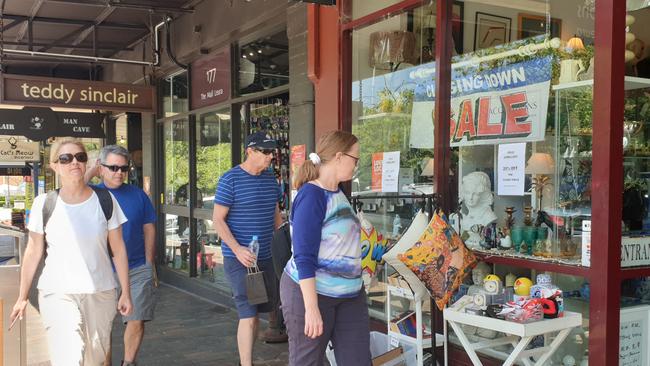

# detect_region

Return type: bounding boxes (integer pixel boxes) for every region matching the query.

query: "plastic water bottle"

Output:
[249,235,259,259]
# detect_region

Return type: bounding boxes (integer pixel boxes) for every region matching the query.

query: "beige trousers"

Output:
[39,289,117,366]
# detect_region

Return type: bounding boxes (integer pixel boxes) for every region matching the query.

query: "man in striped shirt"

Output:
[212,131,284,366]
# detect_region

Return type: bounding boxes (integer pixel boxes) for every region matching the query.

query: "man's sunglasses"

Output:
[254,148,275,155]
[102,163,130,173]
[56,152,88,164]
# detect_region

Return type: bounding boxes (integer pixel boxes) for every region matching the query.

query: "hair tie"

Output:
[308,153,321,165]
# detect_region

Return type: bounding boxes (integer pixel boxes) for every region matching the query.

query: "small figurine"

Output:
[523,206,533,226]
[504,206,516,230]
[500,235,512,249]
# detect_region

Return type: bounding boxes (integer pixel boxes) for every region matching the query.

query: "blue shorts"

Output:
[223,257,278,319]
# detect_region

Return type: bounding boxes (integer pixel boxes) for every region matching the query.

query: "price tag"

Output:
[390,336,400,348]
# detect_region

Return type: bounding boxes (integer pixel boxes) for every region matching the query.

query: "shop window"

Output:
[245,95,291,212]
[196,109,232,209]
[345,0,409,21]
[161,71,189,117]
[115,114,128,148]
[350,0,445,328]
[164,213,189,273]
[195,218,230,290]
[437,0,602,362]
[164,118,190,206]
[237,29,289,96]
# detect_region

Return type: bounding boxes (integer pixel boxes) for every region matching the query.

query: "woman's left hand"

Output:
[117,294,133,316]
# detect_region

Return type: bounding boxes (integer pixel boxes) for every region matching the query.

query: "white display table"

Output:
[443,305,582,366]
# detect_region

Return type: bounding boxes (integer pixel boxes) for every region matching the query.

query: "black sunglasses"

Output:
[56,152,88,164]
[102,163,130,173]
[254,148,275,155]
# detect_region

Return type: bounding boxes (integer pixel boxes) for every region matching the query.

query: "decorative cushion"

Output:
[398,211,478,310]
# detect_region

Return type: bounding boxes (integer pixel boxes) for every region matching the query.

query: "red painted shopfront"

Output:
[307,1,650,365]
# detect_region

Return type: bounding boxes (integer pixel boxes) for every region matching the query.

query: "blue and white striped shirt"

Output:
[214,166,280,260]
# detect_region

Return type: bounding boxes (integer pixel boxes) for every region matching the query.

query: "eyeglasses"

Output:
[254,148,275,155]
[343,152,359,165]
[56,152,88,164]
[101,164,130,173]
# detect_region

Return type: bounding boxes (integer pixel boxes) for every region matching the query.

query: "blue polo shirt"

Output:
[97,183,157,269]
[214,166,280,260]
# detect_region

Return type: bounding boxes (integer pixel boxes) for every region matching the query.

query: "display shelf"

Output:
[387,329,446,349]
[621,266,650,279]
[386,283,443,366]
[474,250,590,278]
[552,76,650,91]
[357,112,411,121]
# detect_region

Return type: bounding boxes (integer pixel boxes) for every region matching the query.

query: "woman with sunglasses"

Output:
[280,131,370,366]
[10,138,132,366]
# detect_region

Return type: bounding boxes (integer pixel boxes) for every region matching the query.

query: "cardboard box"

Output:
[372,346,403,366]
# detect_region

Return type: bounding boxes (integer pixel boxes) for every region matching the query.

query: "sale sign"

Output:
[409,56,553,148]
[371,151,400,192]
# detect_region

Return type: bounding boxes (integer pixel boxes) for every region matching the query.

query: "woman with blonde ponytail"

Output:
[281,131,371,366]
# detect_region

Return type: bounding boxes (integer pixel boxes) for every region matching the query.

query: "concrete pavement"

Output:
[27,283,289,366]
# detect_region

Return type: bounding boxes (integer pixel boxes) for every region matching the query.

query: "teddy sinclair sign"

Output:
[1,74,155,112]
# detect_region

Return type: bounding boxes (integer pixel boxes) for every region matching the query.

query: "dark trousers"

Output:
[280,273,371,366]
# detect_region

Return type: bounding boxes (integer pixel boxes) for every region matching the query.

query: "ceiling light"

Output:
[257,49,262,54]
[242,54,247,58]
[249,52,254,56]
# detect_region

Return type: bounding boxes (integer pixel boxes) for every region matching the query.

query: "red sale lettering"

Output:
[501,92,531,135]
[476,96,502,136]
[454,99,476,141]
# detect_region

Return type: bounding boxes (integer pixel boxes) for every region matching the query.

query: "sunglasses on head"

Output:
[56,152,88,164]
[254,148,275,155]
[101,163,130,173]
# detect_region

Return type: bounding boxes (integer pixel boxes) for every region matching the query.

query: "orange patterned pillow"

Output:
[398,211,477,310]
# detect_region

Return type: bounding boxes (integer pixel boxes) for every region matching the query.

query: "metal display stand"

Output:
[351,193,442,366]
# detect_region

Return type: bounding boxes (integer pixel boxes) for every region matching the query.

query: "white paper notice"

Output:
[382,151,400,193]
[581,220,591,267]
[497,143,526,196]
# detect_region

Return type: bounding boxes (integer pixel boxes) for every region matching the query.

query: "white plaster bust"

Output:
[459,172,497,248]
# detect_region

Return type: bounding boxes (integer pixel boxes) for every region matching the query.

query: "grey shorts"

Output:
[118,262,156,323]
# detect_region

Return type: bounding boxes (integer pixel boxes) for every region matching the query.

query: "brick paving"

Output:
[27,283,289,366]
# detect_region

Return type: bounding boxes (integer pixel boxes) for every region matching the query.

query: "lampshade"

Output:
[566,35,585,51]
[525,153,555,175]
[369,31,417,70]
[422,15,436,29]
[420,158,434,177]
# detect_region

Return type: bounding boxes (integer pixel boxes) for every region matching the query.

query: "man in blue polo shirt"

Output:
[87,145,156,366]
[213,131,284,366]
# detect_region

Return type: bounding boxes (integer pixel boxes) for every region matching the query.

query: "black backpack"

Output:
[271,221,292,280]
[42,185,114,256]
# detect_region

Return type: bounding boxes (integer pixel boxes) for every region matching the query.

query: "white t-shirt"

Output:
[28,191,128,294]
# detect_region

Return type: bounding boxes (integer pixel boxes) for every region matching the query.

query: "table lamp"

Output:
[420,157,434,177]
[565,35,585,52]
[525,153,554,211]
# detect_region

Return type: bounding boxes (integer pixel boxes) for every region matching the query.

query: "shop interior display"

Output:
[350,1,650,364]
[248,97,291,212]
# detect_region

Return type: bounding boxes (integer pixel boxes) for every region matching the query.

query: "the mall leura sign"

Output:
[1,74,155,112]
[0,107,106,141]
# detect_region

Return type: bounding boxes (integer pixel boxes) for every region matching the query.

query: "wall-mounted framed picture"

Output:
[473,12,511,51]
[518,13,562,40]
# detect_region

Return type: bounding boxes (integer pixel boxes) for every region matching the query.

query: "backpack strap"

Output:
[89,185,114,257]
[89,186,114,222]
[42,189,60,231]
